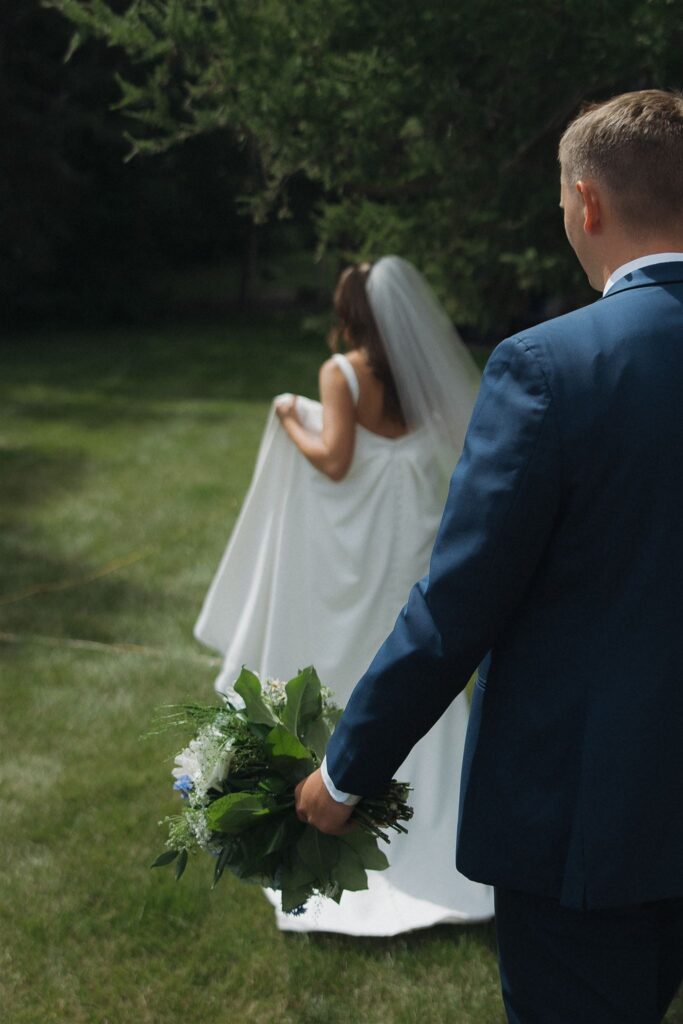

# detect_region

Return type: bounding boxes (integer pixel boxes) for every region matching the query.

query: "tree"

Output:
[47,0,683,331]
[1,0,259,325]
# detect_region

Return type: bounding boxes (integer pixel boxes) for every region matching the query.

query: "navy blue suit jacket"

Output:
[326,262,683,910]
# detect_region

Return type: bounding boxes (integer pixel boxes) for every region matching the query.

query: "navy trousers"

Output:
[495,888,683,1024]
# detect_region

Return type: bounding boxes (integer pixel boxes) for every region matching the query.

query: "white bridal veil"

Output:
[366,255,480,479]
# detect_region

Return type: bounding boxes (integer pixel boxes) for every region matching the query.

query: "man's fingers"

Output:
[294,778,308,822]
[294,767,356,833]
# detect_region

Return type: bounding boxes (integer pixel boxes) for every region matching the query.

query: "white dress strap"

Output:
[331,353,360,407]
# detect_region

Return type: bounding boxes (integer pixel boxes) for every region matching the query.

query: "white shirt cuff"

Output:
[320,756,361,805]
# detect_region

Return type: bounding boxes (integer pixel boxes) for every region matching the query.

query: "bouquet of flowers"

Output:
[152,666,413,914]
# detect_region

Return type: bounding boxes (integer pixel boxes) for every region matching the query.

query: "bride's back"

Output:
[344,349,408,439]
[331,263,409,441]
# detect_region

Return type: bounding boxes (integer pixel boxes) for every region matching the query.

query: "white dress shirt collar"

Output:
[603,253,683,296]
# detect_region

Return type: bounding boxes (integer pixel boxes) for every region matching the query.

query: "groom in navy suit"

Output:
[296,90,683,1023]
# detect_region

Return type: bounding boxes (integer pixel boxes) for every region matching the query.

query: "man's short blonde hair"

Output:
[559,90,683,231]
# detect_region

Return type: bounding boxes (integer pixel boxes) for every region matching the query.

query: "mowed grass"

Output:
[1,319,680,1024]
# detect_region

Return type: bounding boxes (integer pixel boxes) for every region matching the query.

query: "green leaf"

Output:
[340,830,389,871]
[258,775,289,796]
[296,826,338,884]
[280,882,312,914]
[231,827,281,881]
[63,30,84,64]
[265,725,314,781]
[301,714,330,762]
[263,819,288,858]
[212,844,233,888]
[206,792,271,834]
[283,810,308,845]
[327,885,343,904]
[331,843,369,892]
[150,849,179,868]
[233,667,279,727]
[282,852,317,891]
[175,848,188,880]
[282,667,322,739]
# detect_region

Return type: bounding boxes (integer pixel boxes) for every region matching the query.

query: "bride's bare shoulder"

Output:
[343,350,377,384]
[344,350,369,371]
[318,357,354,400]
[319,355,346,380]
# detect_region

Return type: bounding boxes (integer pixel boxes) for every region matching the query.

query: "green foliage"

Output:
[150,848,179,867]
[46,0,683,329]
[340,829,390,871]
[233,667,279,727]
[175,847,189,879]
[149,656,410,916]
[2,1,265,327]
[205,792,273,834]
[282,666,323,740]
[264,723,315,782]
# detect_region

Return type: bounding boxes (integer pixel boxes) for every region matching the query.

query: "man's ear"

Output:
[576,180,601,233]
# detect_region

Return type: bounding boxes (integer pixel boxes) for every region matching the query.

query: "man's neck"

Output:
[600,240,683,289]
[602,251,683,296]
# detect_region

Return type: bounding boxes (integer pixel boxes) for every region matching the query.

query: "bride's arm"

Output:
[276,359,356,481]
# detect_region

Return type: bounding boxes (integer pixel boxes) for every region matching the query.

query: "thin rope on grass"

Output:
[0,550,149,606]
[0,630,221,666]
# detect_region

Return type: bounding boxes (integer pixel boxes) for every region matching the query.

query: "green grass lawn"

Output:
[1,318,681,1024]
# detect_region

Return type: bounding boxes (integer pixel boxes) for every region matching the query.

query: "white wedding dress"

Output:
[194,341,494,934]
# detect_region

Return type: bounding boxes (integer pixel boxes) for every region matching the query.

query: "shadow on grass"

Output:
[0,444,182,642]
[0,446,88,511]
[2,314,325,415]
[286,917,498,958]
[0,548,164,643]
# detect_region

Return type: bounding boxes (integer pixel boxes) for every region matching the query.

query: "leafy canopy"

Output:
[47,0,683,329]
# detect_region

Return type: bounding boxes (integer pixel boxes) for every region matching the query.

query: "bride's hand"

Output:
[275,395,298,422]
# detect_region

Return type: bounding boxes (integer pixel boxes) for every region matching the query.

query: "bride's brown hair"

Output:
[328,263,405,425]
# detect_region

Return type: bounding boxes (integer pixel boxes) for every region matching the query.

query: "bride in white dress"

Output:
[194,256,494,934]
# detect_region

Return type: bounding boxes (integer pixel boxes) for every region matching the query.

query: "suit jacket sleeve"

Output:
[325,335,562,796]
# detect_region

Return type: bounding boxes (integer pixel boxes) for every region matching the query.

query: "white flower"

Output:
[172,745,201,785]
[187,808,217,852]
[171,724,235,802]
[263,677,287,710]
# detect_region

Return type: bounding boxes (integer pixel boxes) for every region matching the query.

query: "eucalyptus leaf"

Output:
[282,666,322,739]
[175,848,188,880]
[151,849,179,868]
[233,667,279,727]
[212,844,232,888]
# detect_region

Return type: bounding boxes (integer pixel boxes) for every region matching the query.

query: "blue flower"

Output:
[286,902,308,917]
[173,774,194,799]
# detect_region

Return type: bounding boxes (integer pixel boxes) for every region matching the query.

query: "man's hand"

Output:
[294,768,356,835]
